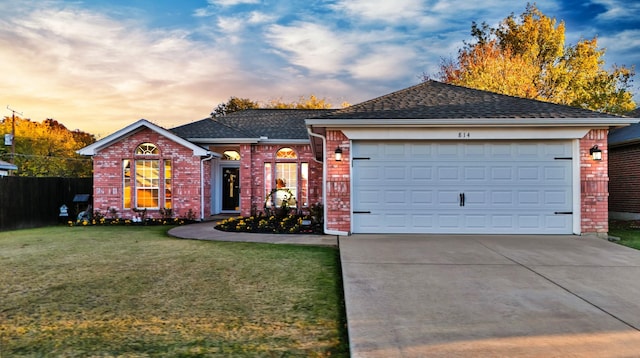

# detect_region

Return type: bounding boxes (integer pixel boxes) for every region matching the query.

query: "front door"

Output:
[222,167,240,211]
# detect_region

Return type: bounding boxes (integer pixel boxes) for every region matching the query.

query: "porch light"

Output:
[590,145,602,161]
[334,147,343,161]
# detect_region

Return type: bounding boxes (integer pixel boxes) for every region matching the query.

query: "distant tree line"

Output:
[211,95,348,117]
[0,117,95,177]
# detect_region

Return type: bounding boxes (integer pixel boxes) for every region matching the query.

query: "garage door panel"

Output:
[411,166,432,180]
[352,141,573,234]
[437,167,461,181]
[464,166,487,181]
[411,190,434,206]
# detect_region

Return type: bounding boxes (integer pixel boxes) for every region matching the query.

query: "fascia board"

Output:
[188,138,310,145]
[187,138,259,144]
[305,117,639,128]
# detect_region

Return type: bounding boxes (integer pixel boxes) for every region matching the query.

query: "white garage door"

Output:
[352,141,573,234]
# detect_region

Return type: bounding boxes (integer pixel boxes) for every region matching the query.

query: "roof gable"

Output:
[77,119,210,156]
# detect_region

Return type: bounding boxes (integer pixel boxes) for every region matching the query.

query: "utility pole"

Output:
[6,106,22,164]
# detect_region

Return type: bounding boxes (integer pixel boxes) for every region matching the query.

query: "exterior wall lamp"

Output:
[590,145,602,161]
[334,147,343,161]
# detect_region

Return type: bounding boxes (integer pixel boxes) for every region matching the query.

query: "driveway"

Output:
[340,234,640,357]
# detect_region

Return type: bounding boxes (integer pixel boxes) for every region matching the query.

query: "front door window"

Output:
[222,167,240,211]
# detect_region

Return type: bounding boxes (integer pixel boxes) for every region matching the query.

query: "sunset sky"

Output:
[1,0,638,136]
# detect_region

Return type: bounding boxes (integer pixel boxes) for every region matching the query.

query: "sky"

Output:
[0,0,638,136]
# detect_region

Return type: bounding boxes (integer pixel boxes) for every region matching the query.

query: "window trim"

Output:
[264,147,309,208]
[122,142,172,211]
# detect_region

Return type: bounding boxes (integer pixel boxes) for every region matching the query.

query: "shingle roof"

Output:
[171,109,333,140]
[318,80,620,120]
[608,108,640,147]
[0,159,17,171]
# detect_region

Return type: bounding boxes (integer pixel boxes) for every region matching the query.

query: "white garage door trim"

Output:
[351,140,578,235]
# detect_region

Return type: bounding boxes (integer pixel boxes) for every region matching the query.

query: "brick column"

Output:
[580,129,609,236]
[326,131,351,233]
[240,144,253,217]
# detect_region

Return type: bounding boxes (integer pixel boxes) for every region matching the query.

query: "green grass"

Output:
[0,226,348,357]
[609,221,640,250]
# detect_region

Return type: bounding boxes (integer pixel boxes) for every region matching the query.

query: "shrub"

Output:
[215,204,324,234]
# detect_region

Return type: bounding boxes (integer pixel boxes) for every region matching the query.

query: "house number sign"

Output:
[458,131,471,138]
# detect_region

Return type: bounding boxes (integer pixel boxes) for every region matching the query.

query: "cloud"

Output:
[209,0,259,6]
[330,0,427,24]
[265,22,358,74]
[194,0,260,17]
[0,5,242,133]
[350,46,418,80]
[247,11,276,24]
[592,0,640,21]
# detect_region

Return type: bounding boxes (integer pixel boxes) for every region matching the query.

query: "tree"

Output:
[265,95,333,109]
[0,116,95,177]
[211,95,344,117]
[433,4,636,114]
[211,97,260,117]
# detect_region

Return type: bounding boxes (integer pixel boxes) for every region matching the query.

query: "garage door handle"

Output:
[554,211,572,215]
[353,211,371,214]
[459,193,465,207]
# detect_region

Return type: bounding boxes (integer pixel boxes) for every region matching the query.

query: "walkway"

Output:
[168,221,338,246]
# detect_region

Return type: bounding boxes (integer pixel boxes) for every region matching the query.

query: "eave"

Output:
[306,117,639,128]
[77,119,213,157]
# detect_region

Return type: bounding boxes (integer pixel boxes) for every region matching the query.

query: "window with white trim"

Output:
[122,143,172,210]
[264,148,309,208]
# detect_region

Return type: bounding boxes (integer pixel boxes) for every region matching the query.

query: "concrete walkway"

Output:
[168,221,338,246]
[340,234,640,357]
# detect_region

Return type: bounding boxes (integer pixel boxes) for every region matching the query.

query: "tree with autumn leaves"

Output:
[211,95,342,117]
[0,117,95,177]
[432,4,636,114]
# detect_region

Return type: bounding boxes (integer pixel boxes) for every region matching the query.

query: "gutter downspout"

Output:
[307,128,349,236]
[200,152,215,221]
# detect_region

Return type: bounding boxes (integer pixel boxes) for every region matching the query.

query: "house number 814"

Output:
[458,132,471,138]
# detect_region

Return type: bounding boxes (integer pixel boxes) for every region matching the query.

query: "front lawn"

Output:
[0,226,348,357]
[609,220,640,250]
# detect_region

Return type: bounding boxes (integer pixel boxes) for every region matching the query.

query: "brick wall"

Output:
[93,128,207,219]
[580,129,609,235]
[239,143,322,217]
[609,143,640,214]
[326,131,351,233]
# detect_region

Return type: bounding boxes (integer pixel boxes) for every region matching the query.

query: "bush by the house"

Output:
[215,203,324,234]
[67,208,198,227]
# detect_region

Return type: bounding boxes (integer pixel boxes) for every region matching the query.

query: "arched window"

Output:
[135,143,159,155]
[223,150,240,160]
[123,142,167,210]
[276,147,297,159]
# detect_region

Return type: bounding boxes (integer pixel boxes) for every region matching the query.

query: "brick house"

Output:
[79,81,636,236]
[608,108,640,220]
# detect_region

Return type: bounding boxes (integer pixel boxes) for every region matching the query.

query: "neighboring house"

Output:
[79,81,637,236]
[0,159,17,176]
[608,108,640,220]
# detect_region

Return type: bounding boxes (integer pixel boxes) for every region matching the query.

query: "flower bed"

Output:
[67,208,197,227]
[216,203,324,234]
[215,214,323,234]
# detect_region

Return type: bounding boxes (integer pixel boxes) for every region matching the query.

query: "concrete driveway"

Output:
[339,234,640,357]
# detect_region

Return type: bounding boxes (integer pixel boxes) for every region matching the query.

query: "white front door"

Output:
[352,141,573,234]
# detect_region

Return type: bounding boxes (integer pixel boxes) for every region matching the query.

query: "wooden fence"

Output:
[0,176,92,231]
